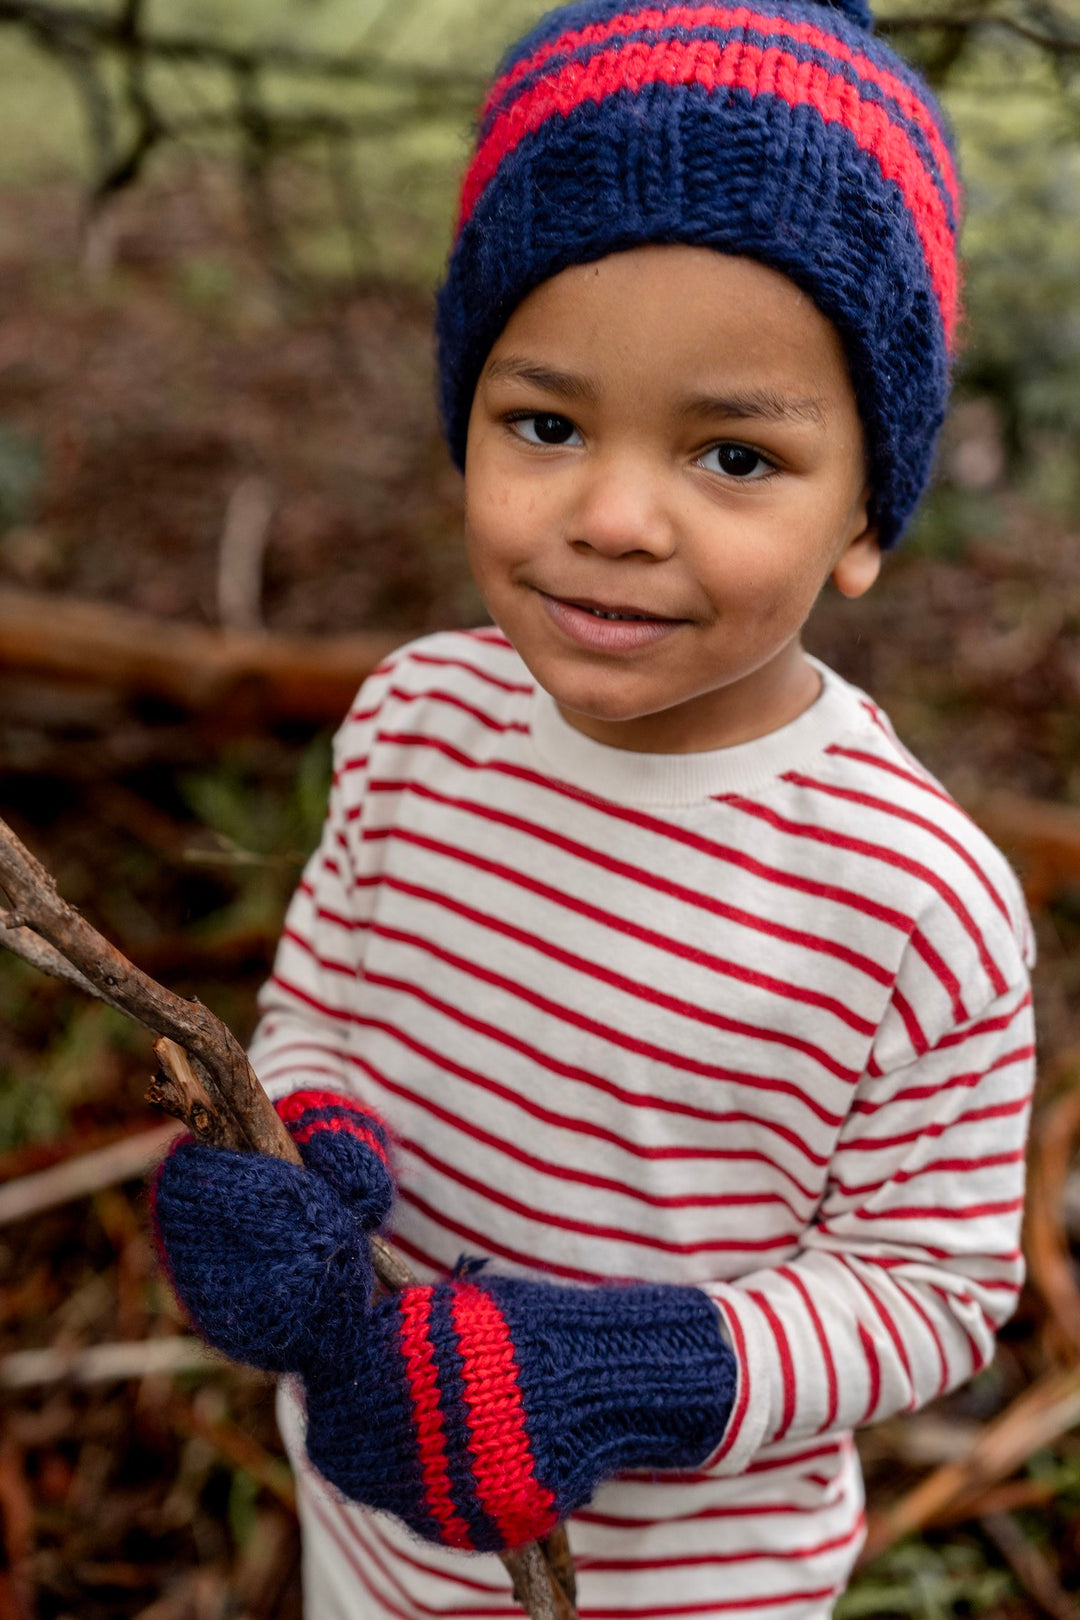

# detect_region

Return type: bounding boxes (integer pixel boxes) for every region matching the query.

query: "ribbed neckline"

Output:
[528,658,865,805]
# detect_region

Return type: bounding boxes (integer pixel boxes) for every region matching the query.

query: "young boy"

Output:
[154,1,1036,1616]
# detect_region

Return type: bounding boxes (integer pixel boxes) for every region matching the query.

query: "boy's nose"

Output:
[565,452,676,561]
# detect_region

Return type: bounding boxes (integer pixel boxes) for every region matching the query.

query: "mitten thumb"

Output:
[275,1089,396,1229]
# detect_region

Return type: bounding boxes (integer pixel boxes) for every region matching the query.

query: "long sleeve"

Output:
[703,977,1035,1474]
[247,661,395,1109]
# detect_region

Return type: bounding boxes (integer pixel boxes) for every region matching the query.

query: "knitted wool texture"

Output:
[306,1274,736,1551]
[150,1091,396,1371]
[435,0,960,548]
[152,1091,736,1551]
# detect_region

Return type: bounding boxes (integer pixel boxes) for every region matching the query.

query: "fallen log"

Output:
[967,790,1080,907]
[0,586,406,723]
[4,589,1080,906]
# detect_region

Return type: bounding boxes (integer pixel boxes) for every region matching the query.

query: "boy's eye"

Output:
[697,443,774,480]
[510,413,582,447]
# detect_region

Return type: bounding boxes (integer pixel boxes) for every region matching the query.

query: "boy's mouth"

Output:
[574,603,658,622]
[549,593,681,623]
[536,590,685,651]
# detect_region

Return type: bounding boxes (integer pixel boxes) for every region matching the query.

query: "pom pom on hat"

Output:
[436,0,961,548]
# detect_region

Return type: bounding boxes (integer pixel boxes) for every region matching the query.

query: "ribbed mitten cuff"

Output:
[488,1276,737,1506]
[304,1275,736,1552]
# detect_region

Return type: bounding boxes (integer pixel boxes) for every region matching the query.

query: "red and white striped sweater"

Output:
[250,628,1035,1620]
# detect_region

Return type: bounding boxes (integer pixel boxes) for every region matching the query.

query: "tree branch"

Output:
[879,10,1080,52]
[0,812,575,1620]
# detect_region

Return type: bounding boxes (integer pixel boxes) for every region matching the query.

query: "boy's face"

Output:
[463,244,881,754]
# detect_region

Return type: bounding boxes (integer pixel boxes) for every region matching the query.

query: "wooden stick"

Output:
[1,907,109,1004]
[0,813,576,1620]
[0,816,296,1162]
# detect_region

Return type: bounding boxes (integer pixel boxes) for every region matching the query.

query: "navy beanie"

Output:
[436,0,961,548]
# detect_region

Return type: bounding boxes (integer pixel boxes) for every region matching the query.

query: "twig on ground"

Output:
[881,11,1080,54]
[860,1365,1080,1564]
[0,1337,216,1388]
[0,1123,180,1228]
[0,1441,34,1620]
[1025,1044,1080,1362]
[930,1477,1060,1528]
[216,475,274,633]
[981,1511,1080,1620]
[171,1396,297,1512]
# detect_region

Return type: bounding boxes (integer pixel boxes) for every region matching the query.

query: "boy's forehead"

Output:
[482,246,855,421]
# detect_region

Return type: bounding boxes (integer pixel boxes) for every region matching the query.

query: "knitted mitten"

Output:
[274,1089,395,1222]
[304,1273,737,1551]
[153,1093,736,1550]
[150,1089,394,1372]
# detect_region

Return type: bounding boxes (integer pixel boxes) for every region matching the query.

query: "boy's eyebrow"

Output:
[678,387,827,427]
[482,357,599,404]
[482,361,826,427]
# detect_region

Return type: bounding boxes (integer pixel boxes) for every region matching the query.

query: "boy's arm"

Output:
[247,666,393,1109]
[701,977,1035,1474]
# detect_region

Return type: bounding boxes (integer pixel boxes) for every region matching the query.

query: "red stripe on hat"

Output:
[449,1284,558,1548]
[395,1288,476,1548]
[483,5,959,216]
[459,36,957,348]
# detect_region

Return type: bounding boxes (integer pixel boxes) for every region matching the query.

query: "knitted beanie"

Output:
[436,0,961,548]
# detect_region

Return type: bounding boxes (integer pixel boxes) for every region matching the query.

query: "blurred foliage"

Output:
[838,1536,1014,1619]
[0,969,144,1152]
[179,731,332,934]
[944,40,1080,519]
[181,732,331,863]
[0,422,44,532]
[0,1,1077,549]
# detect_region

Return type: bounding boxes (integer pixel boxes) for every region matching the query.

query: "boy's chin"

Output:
[539,667,691,730]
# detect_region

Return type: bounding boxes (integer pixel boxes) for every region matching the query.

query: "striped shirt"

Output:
[249,628,1036,1620]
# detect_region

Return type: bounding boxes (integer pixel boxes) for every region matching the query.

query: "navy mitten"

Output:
[151,1089,395,1371]
[274,1088,395,1224]
[153,1091,737,1550]
[306,1272,737,1551]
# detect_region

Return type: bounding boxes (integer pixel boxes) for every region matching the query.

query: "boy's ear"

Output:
[831,497,881,599]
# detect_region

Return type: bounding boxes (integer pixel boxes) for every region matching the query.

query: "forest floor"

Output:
[1,167,1080,1620]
